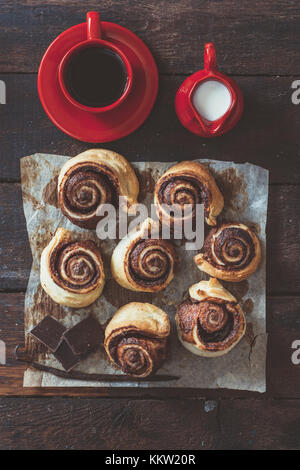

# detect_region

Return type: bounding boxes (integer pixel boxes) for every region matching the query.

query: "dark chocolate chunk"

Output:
[29,315,67,352]
[63,316,103,356]
[54,339,80,372]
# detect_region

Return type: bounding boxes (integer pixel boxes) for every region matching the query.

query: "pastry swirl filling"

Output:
[50,240,101,292]
[157,176,211,220]
[60,163,119,221]
[128,239,175,288]
[176,298,242,352]
[107,329,167,377]
[205,226,255,271]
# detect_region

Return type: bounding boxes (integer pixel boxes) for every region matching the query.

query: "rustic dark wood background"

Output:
[1,0,300,450]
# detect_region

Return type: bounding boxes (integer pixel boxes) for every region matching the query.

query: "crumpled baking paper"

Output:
[20,154,268,391]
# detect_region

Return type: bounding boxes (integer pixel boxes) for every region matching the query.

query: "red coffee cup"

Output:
[175,43,243,137]
[58,11,133,114]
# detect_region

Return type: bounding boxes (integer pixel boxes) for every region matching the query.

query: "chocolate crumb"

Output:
[42,174,59,208]
[242,298,254,315]
[223,280,249,302]
[245,322,255,345]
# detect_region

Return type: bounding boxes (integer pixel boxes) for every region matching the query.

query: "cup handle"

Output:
[87,11,102,40]
[204,42,217,73]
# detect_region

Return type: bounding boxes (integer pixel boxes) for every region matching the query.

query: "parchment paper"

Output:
[20,154,268,391]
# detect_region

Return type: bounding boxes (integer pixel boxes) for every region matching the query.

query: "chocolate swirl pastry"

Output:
[176,278,246,357]
[104,302,170,377]
[40,227,105,307]
[194,223,261,282]
[154,161,224,228]
[58,149,139,229]
[111,218,179,292]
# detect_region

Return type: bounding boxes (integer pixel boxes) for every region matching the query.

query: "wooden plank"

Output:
[267,296,300,333]
[1,293,300,398]
[268,332,300,398]
[218,399,300,449]
[0,74,300,184]
[0,184,31,290]
[267,185,300,294]
[0,396,220,450]
[267,294,300,398]
[0,396,300,449]
[0,1,299,75]
[1,183,299,293]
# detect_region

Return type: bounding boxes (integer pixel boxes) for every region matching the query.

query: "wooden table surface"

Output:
[1,0,300,450]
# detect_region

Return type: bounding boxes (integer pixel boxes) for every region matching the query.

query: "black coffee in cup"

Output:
[65,46,128,108]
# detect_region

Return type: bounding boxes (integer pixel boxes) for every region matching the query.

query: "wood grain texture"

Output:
[0,184,31,290]
[1,183,300,293]
[0,1,299,75]
[0,397,219,450]
[0,74,299,183]
[0,396,300,449]
[268,332,300,398]
[267,296,300,333]
[267,184,300,294]
[218,399,300,449]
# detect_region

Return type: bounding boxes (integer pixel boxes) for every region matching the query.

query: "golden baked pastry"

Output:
[194,222,261,281]
[40,227,105,308]
[58,149,139,229]
[154,160,224,228]
[104,302,170,377]
[176,278,246,357]
[111,217,179,292]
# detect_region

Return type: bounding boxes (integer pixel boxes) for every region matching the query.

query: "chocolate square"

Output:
[54,339,80,372]
[29,315,67,352]
[63,316,103,356]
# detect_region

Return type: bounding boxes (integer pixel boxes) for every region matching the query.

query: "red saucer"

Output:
[38,21,159,143]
